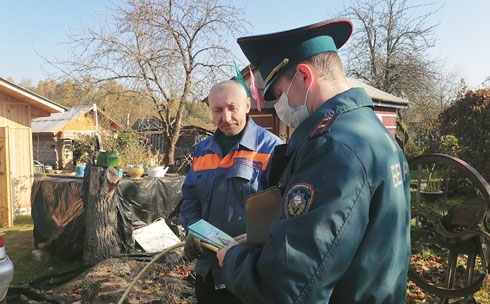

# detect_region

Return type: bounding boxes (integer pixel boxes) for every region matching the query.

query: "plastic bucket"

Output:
[75,165,85,177]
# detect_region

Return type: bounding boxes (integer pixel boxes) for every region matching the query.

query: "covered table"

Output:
[31,175,185,260]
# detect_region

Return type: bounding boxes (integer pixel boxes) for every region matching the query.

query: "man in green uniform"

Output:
[216,19,411,303]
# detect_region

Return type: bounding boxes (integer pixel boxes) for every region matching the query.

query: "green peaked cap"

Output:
[237,19,353,101]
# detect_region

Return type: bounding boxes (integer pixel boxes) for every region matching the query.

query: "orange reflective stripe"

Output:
[220,150,272,170]
[193,151,272,172]
[193,153,223,171]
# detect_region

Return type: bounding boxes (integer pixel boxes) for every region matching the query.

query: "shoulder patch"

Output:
[309,114,337,138]
[285,182,315,218]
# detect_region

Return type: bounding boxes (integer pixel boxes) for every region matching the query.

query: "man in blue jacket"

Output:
[217,19,411,303]
[179,80,282,303]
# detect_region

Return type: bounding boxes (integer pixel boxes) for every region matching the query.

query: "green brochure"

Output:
[188,219,235,249]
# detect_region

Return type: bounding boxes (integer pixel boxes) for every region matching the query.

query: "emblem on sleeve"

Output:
[285,183,315,217]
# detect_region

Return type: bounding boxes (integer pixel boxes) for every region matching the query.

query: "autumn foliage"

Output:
[428,88,490,181]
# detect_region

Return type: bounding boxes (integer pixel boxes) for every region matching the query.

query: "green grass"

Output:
[0,215,81,285]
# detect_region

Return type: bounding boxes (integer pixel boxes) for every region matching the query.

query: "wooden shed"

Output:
[0,77,65,227]
[239,66,409,139]
[32,105,123,170]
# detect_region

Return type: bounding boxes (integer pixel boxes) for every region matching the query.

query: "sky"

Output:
[1,0,489,89]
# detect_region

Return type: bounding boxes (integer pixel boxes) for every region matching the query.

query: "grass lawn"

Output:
[0,215,81,286]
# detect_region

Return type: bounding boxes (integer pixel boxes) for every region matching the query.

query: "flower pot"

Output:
[420,190,444,202]
[127,167,144,178]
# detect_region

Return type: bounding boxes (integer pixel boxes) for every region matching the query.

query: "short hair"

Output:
[281,52,345,81]
[208,80,250,105]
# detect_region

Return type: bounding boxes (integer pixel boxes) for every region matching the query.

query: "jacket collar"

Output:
[202,117,260,155]
[286,88,373,156]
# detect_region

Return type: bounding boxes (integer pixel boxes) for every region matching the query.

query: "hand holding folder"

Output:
[244,186,283,246]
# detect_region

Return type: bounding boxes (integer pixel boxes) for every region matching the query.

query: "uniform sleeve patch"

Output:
[285,182,315,217]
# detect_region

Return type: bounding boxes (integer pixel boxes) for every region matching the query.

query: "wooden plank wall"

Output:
[0,92,31,128]
[9,127,34,212]
[0,94,34,224]
[374,107,398,137]
[0,127,13,227]
[249,108,280,136]
[60,112,96,132]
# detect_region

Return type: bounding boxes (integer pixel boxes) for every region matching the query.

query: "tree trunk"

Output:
[83,166,120,265]
[167,140,176,167]
[162,134,177,171]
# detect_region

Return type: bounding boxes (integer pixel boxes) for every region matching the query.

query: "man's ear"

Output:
[245,97,251,113]
[297,63,314,89]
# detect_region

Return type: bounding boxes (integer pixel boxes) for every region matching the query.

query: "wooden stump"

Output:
[83,166,120,265]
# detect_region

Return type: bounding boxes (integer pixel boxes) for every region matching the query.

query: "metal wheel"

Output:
[408,153,490,302]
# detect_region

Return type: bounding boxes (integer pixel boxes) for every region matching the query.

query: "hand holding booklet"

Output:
[188,219,235,249]
[188,185,283,250]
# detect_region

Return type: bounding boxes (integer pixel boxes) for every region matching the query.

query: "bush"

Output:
[425,88,490,181]
[72,131,164,169]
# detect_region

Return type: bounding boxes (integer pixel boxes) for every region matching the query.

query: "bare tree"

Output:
[432,70,463,111]
[339,0,439,101]
[57,0,247,167]
[336,0,466,156]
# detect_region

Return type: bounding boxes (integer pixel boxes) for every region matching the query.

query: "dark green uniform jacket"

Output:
[222,88,411,303]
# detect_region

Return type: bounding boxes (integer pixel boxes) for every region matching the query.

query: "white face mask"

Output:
[273,72,310,128]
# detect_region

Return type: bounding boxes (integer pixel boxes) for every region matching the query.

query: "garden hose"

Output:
[117,240,219,304]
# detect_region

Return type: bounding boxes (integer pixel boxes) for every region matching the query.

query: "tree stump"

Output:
[83,166,120,265]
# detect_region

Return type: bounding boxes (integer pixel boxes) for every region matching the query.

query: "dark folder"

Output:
[244,186,283,246]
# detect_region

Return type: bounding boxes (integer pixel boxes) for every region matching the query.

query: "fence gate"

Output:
[0,127,12,227]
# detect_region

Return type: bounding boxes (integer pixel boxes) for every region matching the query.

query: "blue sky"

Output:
[1,0,489,89]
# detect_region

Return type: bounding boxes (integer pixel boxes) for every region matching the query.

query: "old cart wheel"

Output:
[408,153,490,302]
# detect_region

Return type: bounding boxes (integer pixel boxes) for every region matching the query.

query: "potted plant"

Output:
[146,150,168,178]
[75,162,86,177]
[120,148,147,178]
[420,172,444,202]
[74,149,93,176]
[126,165,145,179]
[111,131,169,178]
[117,138,153,178]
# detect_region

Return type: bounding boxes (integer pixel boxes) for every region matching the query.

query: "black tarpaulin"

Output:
[117,176,185,252]
[31,175,185,260]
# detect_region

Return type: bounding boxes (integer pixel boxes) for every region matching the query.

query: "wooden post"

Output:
[0,127,13,227]
[83,166,120,265]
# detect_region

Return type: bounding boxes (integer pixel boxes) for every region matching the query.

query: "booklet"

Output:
[188,219,235,249]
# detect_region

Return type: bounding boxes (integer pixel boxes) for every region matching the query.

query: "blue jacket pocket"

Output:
[227,163,258,200]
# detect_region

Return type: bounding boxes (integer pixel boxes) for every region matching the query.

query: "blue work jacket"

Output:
[179,118,282,287]
[223,88,411,303]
